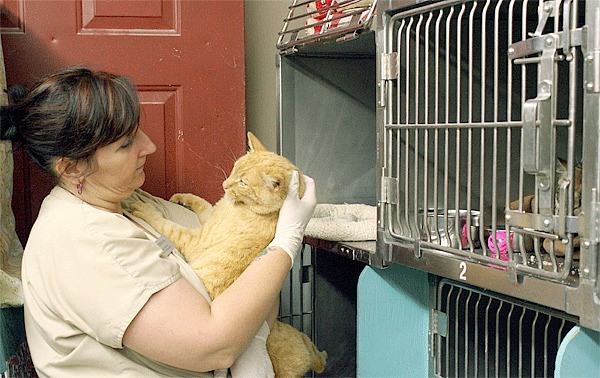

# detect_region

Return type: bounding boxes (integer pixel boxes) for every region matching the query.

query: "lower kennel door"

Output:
[379,0,586,282]
[432,279,577,377]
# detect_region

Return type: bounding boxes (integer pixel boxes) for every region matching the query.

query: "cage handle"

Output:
[520,34,559,216]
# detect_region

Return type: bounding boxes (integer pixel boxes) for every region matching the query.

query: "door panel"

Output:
[1,0,246,243]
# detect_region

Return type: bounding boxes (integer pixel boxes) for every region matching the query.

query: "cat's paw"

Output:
[169,193,207,208]
[169,193,196,208]
[128,201,162,222]
[170,193,213,221]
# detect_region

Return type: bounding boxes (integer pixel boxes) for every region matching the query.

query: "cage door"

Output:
[378,0,584,282]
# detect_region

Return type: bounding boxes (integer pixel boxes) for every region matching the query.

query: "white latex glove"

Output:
[268,171,317,266]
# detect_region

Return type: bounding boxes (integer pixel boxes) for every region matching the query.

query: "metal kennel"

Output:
[376,0,600,332]
[276,0,598,376]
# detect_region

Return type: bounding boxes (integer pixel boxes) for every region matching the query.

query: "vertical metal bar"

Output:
[480,0,491,256]
[445,286,454,377]
[466,2,478,252]
[454,288,463,377]
[405,17,414,238]
[484,295,493,378]
[414,15,423,242]
[423,13,433,240]
[433,10,444,244]
[518,308,526,376]
[557,318,567,353]
[444,6,454,249]
[543,314,551,377]
[506,304,515,377]
[455,4,466,248]
[507,0,517,256]
[299,246,305,332]
[464,291,473,376]
[495,300,503,378]
[474,293,482,376]
[531,311,539,378]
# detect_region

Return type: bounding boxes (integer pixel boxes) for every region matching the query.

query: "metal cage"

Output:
[376,0,600,331]
[277,0,378,55]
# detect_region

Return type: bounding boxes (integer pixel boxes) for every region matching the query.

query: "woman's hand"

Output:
[268,172,317,266]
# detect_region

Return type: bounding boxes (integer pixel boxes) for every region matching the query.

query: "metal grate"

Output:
[277,0,377,54]
[433,279,577,377]
[279,244,315,339]
[380,0,585,282]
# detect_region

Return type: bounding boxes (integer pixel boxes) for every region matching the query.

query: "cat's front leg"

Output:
[170,193,214,223]
[127,201,167,229]
[129,201,198,255]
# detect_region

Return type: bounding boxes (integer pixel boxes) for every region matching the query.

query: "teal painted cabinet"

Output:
[357,265,430,377]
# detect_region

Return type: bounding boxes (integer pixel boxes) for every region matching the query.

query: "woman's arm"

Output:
[122,245,291,372]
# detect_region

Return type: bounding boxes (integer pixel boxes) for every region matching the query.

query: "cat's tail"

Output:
[302,333,327,374]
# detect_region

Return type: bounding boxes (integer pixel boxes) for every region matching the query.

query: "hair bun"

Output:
[0,85,29,142]
[7,84,29,104]
[0,105,18,142]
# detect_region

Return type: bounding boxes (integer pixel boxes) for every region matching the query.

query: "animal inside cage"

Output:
[376,0,600,331]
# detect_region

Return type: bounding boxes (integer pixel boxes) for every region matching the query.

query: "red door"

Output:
[1,0,246,242]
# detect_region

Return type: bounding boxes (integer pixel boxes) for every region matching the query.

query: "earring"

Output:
[77,181,84,195]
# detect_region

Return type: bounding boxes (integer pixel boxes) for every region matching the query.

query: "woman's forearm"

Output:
[210,246,291,356]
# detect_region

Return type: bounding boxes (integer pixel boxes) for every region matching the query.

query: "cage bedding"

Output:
[305,203,376,242]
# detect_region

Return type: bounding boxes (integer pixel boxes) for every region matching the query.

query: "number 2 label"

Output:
[459,261,467,280]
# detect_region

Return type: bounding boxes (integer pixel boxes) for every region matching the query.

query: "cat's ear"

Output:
[247,132,268,153]
[556,158,568,174]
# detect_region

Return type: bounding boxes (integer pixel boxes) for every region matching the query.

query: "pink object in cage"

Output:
[487,230,514,261]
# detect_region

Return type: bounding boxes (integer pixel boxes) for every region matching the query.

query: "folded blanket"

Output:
[305,203,377,241]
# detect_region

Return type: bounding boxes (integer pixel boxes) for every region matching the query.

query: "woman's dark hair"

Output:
[0,66,140,176]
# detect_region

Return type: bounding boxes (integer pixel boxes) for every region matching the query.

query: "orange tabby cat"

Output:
[129,132,327,377]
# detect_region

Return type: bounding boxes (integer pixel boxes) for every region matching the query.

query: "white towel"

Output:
[305,203,377,241]
[217,321,273,378]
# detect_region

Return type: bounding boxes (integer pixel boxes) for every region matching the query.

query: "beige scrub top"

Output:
[21,186,214,378]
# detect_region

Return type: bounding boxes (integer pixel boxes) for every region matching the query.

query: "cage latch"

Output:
[530,1,559,38]
[519,33,559,217]
[557,179,569,237]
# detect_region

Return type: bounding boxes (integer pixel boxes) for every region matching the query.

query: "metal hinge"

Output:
[430,309,448,337]
[381,176,398,205]
[380,52,398,80]
[589,189,600,244]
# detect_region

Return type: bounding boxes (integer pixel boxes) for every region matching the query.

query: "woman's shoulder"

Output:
[25,187,179,286]
[29,186,147,251]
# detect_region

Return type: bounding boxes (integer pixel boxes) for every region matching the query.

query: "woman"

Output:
[0,66,316,377]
